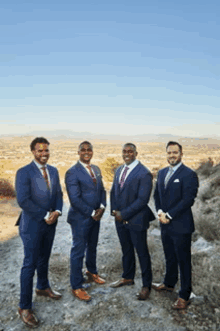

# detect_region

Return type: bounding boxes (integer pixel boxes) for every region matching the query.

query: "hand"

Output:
[158,212,170,224]
[114,210,123,223]
[92,208,105,221]
[45,211,60,225]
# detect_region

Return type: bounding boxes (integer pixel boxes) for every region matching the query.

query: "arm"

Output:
[153,172,162,212]
[65,169,94,218]
[167,171,199,219]
[120,172,153,221]
[15,168,47,220]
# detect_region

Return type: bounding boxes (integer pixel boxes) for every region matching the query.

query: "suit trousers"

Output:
[116,225,152,288]
[70,218,100,289]
[161,229,192,301]
[19,220,56,309]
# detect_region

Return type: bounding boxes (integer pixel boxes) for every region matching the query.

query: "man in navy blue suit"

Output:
[65,141,106,302]
[15,137,63,328]
[110,143,155,300]
[153,141,199,309]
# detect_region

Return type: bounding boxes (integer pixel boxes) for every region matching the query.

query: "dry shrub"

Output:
[196,158,214,177]
[0,178,16,198]
[99,157,122,183]
[192,251,220,306]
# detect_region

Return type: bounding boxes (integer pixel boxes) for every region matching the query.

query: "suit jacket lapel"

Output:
[31,161,51,196]
[77,161,97,187]
[120,162,140,193]
[164,164,184,190]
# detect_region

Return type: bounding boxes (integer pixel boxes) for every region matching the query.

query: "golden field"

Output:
[1,136,220,192]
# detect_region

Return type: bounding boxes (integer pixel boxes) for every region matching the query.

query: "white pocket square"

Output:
[174,179,180,182]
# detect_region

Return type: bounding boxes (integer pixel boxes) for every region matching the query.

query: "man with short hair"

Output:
[15,137,63,328]
[110,143,155,300]
[153,141,199,309]
[65,141,106,302]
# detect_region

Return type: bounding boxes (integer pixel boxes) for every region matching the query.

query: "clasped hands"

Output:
[92,208,105,221]
[158,211,170,224]
[45,211,60,225]
[112,210,128,224]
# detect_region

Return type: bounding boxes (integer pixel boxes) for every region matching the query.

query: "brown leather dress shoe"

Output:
[152,283,174,292]
[35,288,62,300]
[72,288,91,302]
[110,278,134,288]
[18,308,39,328]
[136,287,150,300]
[172,297,190,310]
[86,270,106,284]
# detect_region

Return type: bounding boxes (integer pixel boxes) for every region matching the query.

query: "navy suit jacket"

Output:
[65,162,106,224]
[110,162,155,231]
[154,163,199,234]
[15,161,63,231]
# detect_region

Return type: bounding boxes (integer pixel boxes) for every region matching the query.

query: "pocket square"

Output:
[174,179,180,183]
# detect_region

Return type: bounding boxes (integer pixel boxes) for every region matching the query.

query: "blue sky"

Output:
[0,0,220,137]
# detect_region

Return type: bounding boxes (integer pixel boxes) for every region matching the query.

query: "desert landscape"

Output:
[1,136,220,331]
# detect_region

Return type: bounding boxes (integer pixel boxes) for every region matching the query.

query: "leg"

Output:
[85,219,100,274]
[161,229,178,288]
[36,223,56,290]
[70,222,87,289]
[130,229,152,288]
[116,224,136,280]
[172,234,192,301]
[19,226,42,309]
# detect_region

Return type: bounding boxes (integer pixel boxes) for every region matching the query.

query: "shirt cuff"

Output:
[100,204,105,209]
[157,209,163,216]
[55,210,62,216]
[166,212,172,220]
[44,211,50,220]
[91,210,96,217]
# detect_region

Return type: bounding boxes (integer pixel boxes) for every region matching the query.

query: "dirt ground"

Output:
[0,197,219,331]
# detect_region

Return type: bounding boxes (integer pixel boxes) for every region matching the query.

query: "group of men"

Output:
[15,137,199,328]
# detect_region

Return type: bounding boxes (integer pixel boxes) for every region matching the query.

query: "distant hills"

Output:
[1,130,220,147]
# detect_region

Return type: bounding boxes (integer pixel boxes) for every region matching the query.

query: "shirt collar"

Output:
[170,162,182,172]
[124,159,139,170]
[79,160,91,169]
[33,159,47,169]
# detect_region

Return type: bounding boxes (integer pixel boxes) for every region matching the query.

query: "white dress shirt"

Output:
[33,160,61,219]
[119,159,139,183]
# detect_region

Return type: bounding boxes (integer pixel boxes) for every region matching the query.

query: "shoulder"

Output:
[16,162,34,175]
[138,162,152,175]
[180,164,197,176]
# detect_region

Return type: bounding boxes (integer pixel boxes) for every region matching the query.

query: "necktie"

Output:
[119,166,129,189]
[164,167,174,188]
[41,166,50,190]
[87,165,97,184]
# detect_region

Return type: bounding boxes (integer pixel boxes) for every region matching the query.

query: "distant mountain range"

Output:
[1,130,220,146]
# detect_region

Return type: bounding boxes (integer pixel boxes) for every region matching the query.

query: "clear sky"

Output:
[0,0,220,137]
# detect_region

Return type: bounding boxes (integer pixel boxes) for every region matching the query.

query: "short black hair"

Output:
[123,143,137,152]
[166,141,182,153]
[78,141,93,150]
[30,137,50,151]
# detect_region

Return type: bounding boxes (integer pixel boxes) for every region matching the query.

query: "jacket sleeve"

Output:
[96,166,107,208]
[168,171,199,219]
[120,172,153,220]
[54,168,63,212]
[153,171,162,212]
[15,168,47,220]
[65,168,94,217]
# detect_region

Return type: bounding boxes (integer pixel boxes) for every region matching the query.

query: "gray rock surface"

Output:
[0,200,218,330]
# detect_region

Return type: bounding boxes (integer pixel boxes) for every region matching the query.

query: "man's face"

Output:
[32,143,50,165]
[167,144,182,166]
[122,145,137,165]
[78,143,93,164]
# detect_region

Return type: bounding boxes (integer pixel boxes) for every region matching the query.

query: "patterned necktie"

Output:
[87,165,97,184]
[119,166,129,189]
[41,166,50,190]
[164,167,174,188]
